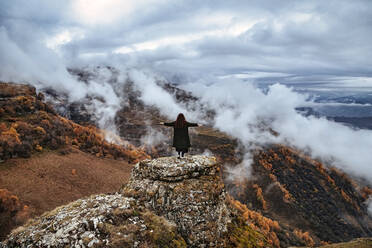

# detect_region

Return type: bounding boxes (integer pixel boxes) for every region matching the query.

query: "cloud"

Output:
[182,78,372,181]
[368,197,372,217]
[1,0,372,183]
[2,0,372,86]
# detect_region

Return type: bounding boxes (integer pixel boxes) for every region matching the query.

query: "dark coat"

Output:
[164,121,198,151]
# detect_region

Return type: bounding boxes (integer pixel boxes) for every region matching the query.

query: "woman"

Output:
[160,113,198,158]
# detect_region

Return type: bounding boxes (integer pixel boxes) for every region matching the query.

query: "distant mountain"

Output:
[296,106,372,130]
[43,67,372,245]
[294,90,372,129]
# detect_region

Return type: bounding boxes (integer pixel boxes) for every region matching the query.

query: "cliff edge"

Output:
[1,156,256,248]
[120,156,230,246]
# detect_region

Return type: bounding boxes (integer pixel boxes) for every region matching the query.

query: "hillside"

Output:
[40,70,372,245]
[1,80,372,246]
[228,145,372,244]
[1,155,371,247]
[0,82,149,240]
[88,74,372,245]
[1,156,306,248]
[0,82,148,162]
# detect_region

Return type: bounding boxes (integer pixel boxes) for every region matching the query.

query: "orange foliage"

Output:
[1,126,21,144]
[325,175,336,187]
[0,189,21,212]
[253,184,267,210]
[0,189,30,226]
[229,197,280,247]
[340,189,352,204]
[294,229,314,247]
[313,161,337,187]
[0,82,149,163]
[259,159,272,170]
[35,144,43,152]
[275,182,292,203]
[269,173,277,182]
[285,155,296,164]
[361,186,372,200]
[34,126,46,135]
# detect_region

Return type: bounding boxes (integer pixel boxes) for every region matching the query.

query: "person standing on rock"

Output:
[160,113,198,158]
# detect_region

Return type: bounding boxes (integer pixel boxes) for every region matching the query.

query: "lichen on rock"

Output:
[121,155,231,247]
[1,193,132,247]
[128,156,219,181]
[0,193,186,248]
[1,155,270,247]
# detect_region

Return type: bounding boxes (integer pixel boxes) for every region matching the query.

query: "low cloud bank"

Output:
[182,78,372,182]
[1,0,372,184]
[1,38,372,181]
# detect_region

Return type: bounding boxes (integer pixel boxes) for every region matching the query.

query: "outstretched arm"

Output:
[187,122,198,127]
[161,121,175,127]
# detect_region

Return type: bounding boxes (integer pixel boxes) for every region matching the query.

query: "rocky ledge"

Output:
[1,156,236,248]
[121,155,230,247]
[128,156,219,181]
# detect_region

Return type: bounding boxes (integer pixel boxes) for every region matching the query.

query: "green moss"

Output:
[141,211,187,248]
[226,216,272,248]
[132,209,140,216]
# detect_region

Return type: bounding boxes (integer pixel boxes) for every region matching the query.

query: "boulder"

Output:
[121,156,231,247]
[1,156,233,248]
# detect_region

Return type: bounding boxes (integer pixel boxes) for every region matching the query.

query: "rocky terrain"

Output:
[64,69,371,245]
[1,155,278,248]
[0,82,149,239]
[120,156,230,246]
[0,148,137,240]
[1,78,372,247]
[229,145,372,244]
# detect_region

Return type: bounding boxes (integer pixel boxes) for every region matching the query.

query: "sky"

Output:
[1,0,372,89]
[1,1,372,184]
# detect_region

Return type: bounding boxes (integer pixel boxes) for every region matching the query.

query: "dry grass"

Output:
[0,148,134,239]
[294,238,372,248]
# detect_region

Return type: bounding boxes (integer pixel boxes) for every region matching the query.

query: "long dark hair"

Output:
[175,113,187,128]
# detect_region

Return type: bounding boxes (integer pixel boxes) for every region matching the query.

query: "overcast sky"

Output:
[2,1,372,182]
[1,0,372,89]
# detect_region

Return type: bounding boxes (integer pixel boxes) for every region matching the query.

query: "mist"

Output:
[1,0,372,183]
[182,79,372,182]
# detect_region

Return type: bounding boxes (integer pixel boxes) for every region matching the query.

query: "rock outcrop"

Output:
[121,156,230,247]
[1,156,247,248]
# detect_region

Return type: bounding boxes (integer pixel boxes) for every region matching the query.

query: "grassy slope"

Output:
[0,147,134,240]
[0,82,148,239]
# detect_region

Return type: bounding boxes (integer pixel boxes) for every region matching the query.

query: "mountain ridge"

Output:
[1,80,371,246]
[0,155,275,247]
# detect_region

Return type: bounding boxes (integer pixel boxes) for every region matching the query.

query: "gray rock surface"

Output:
[1,155,231,247]
[1,194,135,247]
[121,155,231,247]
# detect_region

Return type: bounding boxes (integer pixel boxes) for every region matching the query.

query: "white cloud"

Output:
[45,29,85,51]
[1,0,372,182]
[368,197,372,217]
[183,78,372,181]
[71,0,146,26]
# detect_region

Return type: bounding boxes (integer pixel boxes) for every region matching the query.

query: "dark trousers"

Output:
[176,148,188,157]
